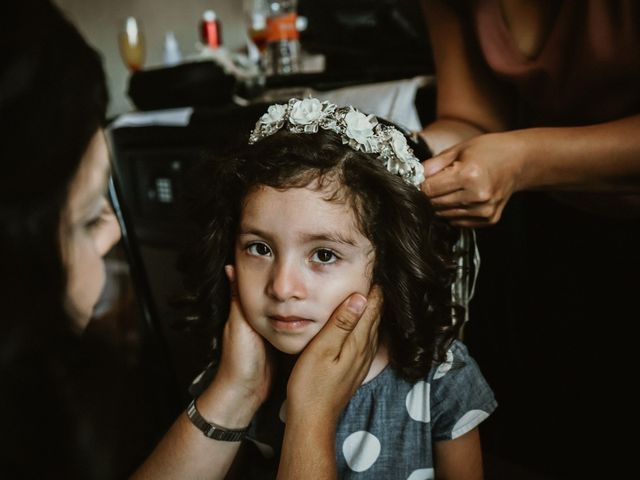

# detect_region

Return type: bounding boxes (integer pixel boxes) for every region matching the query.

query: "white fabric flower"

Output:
[386,156,402,175]
[344,109,376,146]
[390,130,413,163]
[289,98,323,125]
[412,162,426,186]
[250,97,424,189]
[260,103,287,125]
[388,130,424,187]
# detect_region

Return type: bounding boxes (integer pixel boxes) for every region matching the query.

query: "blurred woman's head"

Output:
[0,0,119,343]
[63,130,121,328]
[0,2,132,477]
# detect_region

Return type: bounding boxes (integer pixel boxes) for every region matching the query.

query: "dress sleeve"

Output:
[429,340,497,441]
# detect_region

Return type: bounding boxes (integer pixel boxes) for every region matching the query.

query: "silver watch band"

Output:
[186,398,248,442]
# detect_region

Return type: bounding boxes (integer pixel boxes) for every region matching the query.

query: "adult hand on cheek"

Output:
[277,287,383,480]
[209,265,275,414]
[421,132,525,228]
[134,265,276,480]
[287,286,382,414]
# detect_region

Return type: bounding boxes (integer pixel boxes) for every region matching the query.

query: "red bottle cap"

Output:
[201,10,221,48]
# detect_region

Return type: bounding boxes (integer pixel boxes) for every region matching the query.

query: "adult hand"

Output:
[134,265,274,480]
[421,131,525,227]
[276,288,382,480]
[211,265,275,412]
[286,286,383,420]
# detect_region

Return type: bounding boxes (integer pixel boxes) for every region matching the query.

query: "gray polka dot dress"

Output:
[190,340,496,479]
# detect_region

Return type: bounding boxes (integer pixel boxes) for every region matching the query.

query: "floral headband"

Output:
[248,97,425,189]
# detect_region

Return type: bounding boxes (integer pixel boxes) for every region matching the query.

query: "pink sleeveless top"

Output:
[472,0,640,126]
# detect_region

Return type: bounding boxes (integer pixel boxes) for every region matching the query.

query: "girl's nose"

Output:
[267,259,306,301]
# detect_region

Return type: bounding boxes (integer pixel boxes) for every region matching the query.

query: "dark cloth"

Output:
[466,193,640,478]
[458,2,640,477]
[0,333,171,480]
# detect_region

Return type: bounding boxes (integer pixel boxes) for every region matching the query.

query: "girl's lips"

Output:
[268,315,313,331]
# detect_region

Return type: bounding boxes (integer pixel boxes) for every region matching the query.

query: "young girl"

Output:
[185,97,497,479]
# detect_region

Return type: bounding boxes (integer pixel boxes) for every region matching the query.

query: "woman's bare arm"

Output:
[433,428,484,480]
[419,0,512,155]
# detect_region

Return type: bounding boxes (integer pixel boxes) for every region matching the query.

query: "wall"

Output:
[54,0,245,117]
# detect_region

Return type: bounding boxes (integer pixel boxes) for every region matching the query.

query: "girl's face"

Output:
[63,130,121,330]
[234,183,375,354]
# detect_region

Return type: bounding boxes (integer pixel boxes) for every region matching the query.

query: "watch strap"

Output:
[186,397,248,442]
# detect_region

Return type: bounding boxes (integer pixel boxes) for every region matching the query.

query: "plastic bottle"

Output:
[265,0,300,75]
[200,10,222,49]
[163,31,182,66]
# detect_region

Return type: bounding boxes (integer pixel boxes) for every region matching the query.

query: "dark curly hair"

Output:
[182,128,463,383]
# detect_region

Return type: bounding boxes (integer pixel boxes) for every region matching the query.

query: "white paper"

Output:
[111,107,194,129]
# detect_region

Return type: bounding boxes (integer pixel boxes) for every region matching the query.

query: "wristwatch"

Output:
[186,397,248,442]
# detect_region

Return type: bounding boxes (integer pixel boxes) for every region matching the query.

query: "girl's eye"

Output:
[247,242,272,257]
[311,248,338,264]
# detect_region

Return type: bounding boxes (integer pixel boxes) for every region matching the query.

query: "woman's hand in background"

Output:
[421,131,525,228]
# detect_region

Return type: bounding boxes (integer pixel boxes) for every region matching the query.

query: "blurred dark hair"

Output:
[182,127,462,382]
[0,2,144,478]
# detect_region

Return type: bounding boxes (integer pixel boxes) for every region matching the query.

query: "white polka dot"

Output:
[405,380,430,422]
[278,399,287,423]
[407,468,435,480]
[451,410,490,438]
[248,438,275,458]
[433,348,454,380]
[342,431,381,472]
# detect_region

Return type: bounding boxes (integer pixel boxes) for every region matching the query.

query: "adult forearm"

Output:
[421,114,640,226]
[131,414,238,480]
[277,414,337,480]
[515,114,640,193]
[420,119,486,155]
[132,379,259,480]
